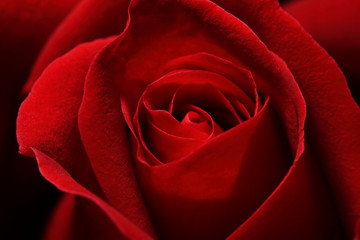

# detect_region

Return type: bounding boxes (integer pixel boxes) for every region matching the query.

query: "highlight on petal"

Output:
[17,38,113,194]
[0,0,81,152]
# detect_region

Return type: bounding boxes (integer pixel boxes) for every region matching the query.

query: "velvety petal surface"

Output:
[78,40,157,237]
[17,37,155,238]
[0,0,80,155]
[17,38,110,194]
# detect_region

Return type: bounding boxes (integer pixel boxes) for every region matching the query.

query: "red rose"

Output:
[16,0,360,239]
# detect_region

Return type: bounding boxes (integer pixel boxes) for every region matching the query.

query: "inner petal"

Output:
[185,111,203,123]
[146,108,209,139]
[170,83,242,131]
[182,111,212,134]
[133,69,261,167]
[143,116,207,163]
[179,104,223,137]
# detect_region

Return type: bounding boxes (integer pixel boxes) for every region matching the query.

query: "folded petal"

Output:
[17,38,112,194]
[0,0,80,154]
[78,40,157,237]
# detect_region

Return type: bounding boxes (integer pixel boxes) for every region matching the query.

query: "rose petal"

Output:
[142,116,207,163]
[211,0,360,236]
[0,0,80,153]
[159,52,257,103]
[169,84,242,128]
[146,109,210,139]
[17,38,112,195]
[78,39,156,237]
[17,36,155,238]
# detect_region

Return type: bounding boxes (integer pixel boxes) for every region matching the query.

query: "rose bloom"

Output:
[7,0,360,239]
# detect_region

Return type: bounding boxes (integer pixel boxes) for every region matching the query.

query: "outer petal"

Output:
[17,38,111,195]
[78,39,157,238]
[17,37,154,238]
[283,0,360,104]
[211,0,360,237]
[23,0,131,93]
[0,0,80,155]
